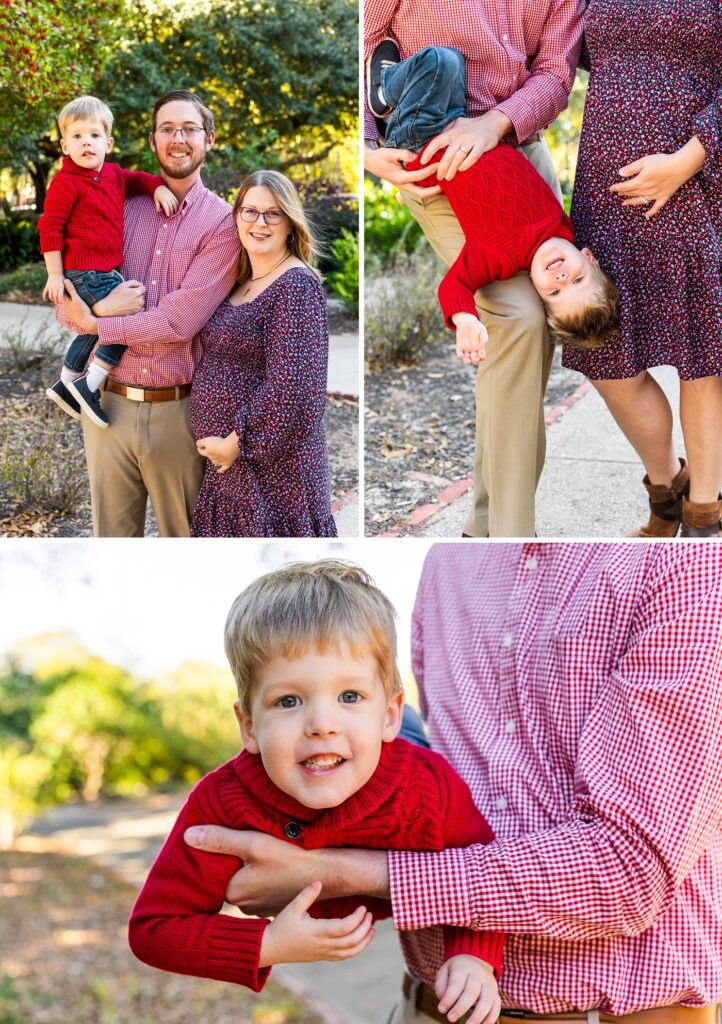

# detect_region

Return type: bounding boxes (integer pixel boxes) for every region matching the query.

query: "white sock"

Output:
[60,366,82,385]
[86,362,109,393]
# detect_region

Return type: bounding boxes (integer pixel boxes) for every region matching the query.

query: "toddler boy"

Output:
[39,95,178,428]
[366,42,619,361]
[129,560,504,1024]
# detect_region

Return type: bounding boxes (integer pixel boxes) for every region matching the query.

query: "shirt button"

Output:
[156,249,162,255]
[495,797,508,811]
[163,223,168,229]
[151,280,157,286]
[505,720,516,733]
[502,33,509,41]
[525,556,538,571]
[284,822,302,840]
[141,368,148,374]
[502,633,513,648]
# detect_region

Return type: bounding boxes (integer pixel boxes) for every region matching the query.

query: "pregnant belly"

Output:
[189,361,244,440]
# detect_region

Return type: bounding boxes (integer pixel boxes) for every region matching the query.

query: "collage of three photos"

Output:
[2,3,722,1024]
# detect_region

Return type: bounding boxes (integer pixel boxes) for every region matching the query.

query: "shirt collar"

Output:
[60,155,110,179]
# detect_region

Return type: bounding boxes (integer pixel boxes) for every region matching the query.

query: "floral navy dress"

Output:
[189,267,337,537]
[563,0,722,381]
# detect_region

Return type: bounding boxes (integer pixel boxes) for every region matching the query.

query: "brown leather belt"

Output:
[401,975,717,1024]
[105,380,192,402]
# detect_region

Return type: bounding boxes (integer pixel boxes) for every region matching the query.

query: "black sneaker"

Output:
[67,374,110,429]
[366,37,400,118]
[45,379,82,420]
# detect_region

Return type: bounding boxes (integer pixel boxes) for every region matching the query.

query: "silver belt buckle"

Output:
[125,386,146,402]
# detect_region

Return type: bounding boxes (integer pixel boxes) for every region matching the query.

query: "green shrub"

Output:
[364,176,422,268]
[365,243,446,364]
[0,407,86,514]
[0,262,47,302]
[0,219,41,273]
[327,229,358,313]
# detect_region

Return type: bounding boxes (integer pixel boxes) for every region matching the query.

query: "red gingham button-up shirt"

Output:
[59,179,240,388]
[364,0,584,144]
[393,543,722,1013]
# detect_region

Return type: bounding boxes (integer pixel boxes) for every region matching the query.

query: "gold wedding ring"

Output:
[459,145,471,154]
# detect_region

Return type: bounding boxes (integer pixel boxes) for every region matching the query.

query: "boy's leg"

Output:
[398,138,560,537]
[382,46,467,151]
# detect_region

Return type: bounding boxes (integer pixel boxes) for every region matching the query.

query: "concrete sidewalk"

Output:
[397,365,683,538]
[27,797,403,1024]
[0,301,360,398]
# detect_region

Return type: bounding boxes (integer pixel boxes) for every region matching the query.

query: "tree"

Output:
[0,0,123,209]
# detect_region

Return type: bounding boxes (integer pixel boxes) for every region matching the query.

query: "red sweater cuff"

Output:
[443,926,505,978]
[40,233,64,254]
[438,282,479,329]
[205,915,272,992]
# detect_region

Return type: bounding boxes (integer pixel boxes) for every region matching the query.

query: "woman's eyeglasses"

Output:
[237,206,285,225]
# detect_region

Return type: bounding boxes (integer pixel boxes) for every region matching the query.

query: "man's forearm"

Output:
[320,848,390,901]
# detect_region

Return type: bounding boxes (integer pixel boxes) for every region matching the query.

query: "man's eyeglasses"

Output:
[237,206,285,225]
[155,125,206,138]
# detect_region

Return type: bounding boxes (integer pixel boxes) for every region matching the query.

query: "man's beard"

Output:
[157,149,206,180]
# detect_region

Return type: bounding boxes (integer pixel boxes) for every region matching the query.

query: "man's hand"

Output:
[259,881,375,967]
[92,280,146,317]
[435,956,500,1024]
[421,109,513,180]
[196,432,240,473]
[154,185,179,216]
[453,313,488,365]
[60,278,97,333]
[183,826,390,915]
[609,138,706,219]
[364,144,442,197]
[43,274,66,303]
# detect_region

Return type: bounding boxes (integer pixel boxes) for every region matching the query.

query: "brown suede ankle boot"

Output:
[628,458,690,538]
[680,496,722,537]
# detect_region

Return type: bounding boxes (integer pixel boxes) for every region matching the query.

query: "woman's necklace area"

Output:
[241,252,292,297]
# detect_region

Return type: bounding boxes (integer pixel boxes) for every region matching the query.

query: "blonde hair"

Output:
[225,560,403,713]
[546,268,620,350]
[58,96,113,137]
[232,170,322,287]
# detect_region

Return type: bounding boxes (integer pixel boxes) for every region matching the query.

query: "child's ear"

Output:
[233,700,259,754]
[105,135,115,154]
[581,247,599,266]
[382,691,405,743]
[60,138,69,156]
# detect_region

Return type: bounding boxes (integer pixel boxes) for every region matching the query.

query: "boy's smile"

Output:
[236,645,403,810]
[61,118,113,173]
[530,237,601,317]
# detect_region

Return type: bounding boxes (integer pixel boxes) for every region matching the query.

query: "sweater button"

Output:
[284,822,302,840]
[93,176,100,182]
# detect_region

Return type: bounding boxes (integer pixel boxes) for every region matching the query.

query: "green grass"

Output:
[0,262,46,302]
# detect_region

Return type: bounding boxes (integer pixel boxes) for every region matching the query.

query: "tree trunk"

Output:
[29,162,49,214]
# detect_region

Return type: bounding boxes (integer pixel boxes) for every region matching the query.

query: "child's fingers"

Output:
[435,963,450,1000]
[325,922,376,960]
[330,910,374,950]
[474,992,501,1024]
[465,987,496,1024]
[442,979,481,1022]
[437,972,471,1014]
[286,879,322,917]
[318,904,368,938]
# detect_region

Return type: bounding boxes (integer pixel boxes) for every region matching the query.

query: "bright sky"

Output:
[0,540,436,681]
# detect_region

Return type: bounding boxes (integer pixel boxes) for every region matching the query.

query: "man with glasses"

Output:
[60,90,240,537]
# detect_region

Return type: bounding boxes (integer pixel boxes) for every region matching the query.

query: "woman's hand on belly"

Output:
[609,137,706,218]
[196,432,240,473]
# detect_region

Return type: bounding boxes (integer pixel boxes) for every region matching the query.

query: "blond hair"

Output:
[232,170,322,287]
[225,560,403,713]
[58,96,113,137]
[546,269,620,350]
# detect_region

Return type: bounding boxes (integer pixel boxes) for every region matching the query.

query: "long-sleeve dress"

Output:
[189,267,337,537]
[563,0,722,381]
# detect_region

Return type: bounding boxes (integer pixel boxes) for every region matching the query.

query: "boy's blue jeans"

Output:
[63,268,127,372]
[382,45,467,151]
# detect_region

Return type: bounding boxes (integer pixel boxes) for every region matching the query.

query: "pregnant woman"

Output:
[189,170,337,538]
[563,0,722,537]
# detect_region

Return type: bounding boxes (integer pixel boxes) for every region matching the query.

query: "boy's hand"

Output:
[453,313,488,365]
[43,274,66,303]
[435,955,500,1024]
[259,880,375,967]
[154,184,179,215]
[196,432,240,473]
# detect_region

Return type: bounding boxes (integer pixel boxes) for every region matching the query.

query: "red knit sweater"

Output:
[405,142,575,326]
[129,738,504,992]
[38,157,164,271]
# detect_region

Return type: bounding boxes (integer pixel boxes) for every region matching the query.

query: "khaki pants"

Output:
[82,392,204,537]
[399,137,560,537]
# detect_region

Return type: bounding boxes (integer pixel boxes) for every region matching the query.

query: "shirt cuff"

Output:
[390,847,472,932]
[96,316,126,345]
[494,95,538,146]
